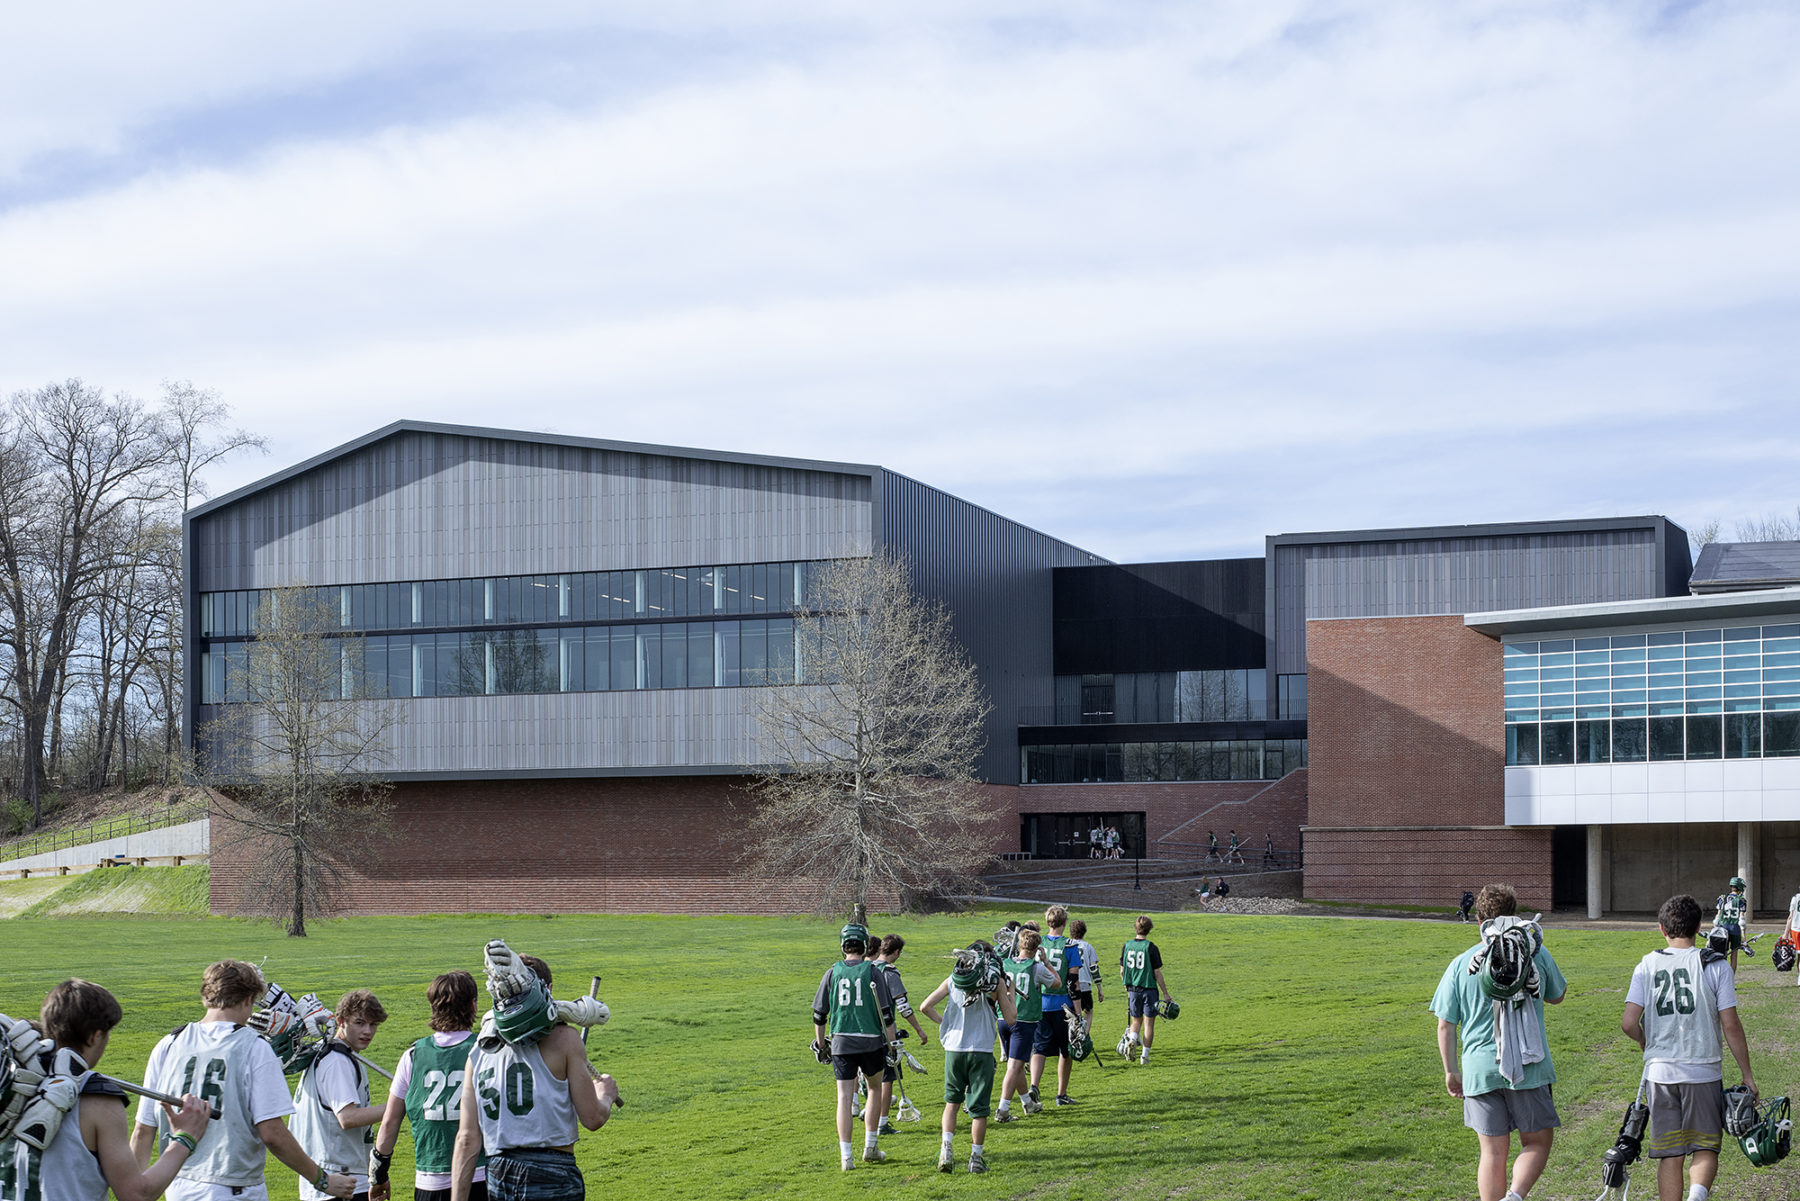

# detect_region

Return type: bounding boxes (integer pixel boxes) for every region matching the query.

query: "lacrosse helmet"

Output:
[491,972,555,1046]
[1731,876,1748,890]
[1726,1086,1760,1138]
[1474,922,1541,1001]
[993,923,1021,961]
[1069,1025,1094,1061]
[1707,926,1733,956]
[1156,999,1180,1020]
[840,922,869,951]
[1739,1095,1792,1167]
[1775,939,1797,972]
[1116,1030,1138,1059]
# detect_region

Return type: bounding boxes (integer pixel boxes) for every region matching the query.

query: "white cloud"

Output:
[4,1,1800,558]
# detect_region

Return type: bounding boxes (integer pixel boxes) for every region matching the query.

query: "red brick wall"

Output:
[1012,771,1308,857]
[1304,615,1548,908]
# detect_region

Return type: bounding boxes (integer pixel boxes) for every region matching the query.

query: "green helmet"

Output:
[1156,998,1180,1020]
[492,973,556,1046]
[1731,876,1748,890]
[840,922,869,950]
[1739,1095,1791,1167]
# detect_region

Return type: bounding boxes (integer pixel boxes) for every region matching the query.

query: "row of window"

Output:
[1053,670,1269,725]
[1021,739,1307,784]
[1505,626,1800,720]
[198,561,828,637]
[198,618,801,703]
[1505,712,1800,765]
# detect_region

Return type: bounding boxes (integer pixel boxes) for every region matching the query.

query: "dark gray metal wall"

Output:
[877,470,1105,782]
[1269,518,1691,676]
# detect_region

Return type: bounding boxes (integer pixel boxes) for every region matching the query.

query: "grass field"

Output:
[3,907,1798,1200]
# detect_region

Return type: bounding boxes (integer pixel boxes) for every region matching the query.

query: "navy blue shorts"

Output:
[1033,1008,1070,1057]
[1127,987,1158,1018]
[998,1020,1037,1062]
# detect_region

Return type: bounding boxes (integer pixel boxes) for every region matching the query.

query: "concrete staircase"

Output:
[980,858,1302,912]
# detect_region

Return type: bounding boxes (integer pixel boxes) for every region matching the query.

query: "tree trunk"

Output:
[290,832,307,937]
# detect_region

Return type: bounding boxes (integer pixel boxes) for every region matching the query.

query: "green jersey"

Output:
[812,959,893,1054]
[1121,938,1161,989]
[1003,957,1045,1022]
[404,1035,485,1175]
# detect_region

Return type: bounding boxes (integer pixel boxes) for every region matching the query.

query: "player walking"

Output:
[870,937,928,1136]
[1711,876,1750,972]
[994,930,1055,1122]
[130,960,357,1201]
[451,952,618,1201]
[370,973,485,1201]
[1027,906,1084,1107]
[293,992,388,1201]
[2,979,212,1201]
[1119,915,1173,1065]
[919,948,1017,1174]
[809,923,897,1171]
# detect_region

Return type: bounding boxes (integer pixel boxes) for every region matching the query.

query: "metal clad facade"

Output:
[1273,525,1672,675]
[877,471,1104,782]
[186,427,874,773]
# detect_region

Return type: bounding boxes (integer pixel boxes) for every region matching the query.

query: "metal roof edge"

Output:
[1463,585,1800,637]
[1268,515,1677,548]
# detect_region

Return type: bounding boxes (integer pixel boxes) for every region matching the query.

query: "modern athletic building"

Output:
[187,420,1798,915]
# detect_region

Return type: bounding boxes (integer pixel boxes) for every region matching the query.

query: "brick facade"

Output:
[1304,615,1550,908]
[1016,772,1307,859]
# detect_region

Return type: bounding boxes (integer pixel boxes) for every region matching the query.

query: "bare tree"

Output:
[200,586,396,936]
[742,554,995,914]
[1734,507,1800,543]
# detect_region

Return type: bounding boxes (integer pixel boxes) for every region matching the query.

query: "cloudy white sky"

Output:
[4,1,1798,561]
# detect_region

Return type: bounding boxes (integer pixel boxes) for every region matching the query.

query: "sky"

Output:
[4,1,1799,563]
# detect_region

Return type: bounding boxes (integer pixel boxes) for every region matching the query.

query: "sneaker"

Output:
[938,1145,954,1173]
[840,1156,854,1172]
[877,1120,899,1136]
[968,1150,987,1174]
[994,1108,1019,1123]
[1021,1094,1042,1115]
[1056,1094,1075,1106]
[862,1147,886,1164]
[1027,1084,1040,1106]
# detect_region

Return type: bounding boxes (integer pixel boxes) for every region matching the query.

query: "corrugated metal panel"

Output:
[190,431,873,592]
[877,471,1105,782]
[1275,528,1664,674]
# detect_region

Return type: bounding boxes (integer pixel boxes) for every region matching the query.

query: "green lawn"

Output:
[3,908,1797,1200]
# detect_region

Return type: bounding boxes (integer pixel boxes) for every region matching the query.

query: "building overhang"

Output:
[1464,586,1800,639]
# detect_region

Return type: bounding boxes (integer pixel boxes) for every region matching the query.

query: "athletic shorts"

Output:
[998,1020,1037,1062]
[1646,1081,1725,1158]
[487,1151,583,1201]
[417,1187,487,1201]
[882,1060,897,1083]
[833,1048,888,1081]
[1127,986,1158,1017]
[1463,1084,1560,1136]
[943,1051,996,1117]
[1074,989,1095,1011]
[1032,1008,1070,1057]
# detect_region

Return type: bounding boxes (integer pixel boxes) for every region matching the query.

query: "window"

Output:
[1506,725,1539,766]
[1648,717,1684,761]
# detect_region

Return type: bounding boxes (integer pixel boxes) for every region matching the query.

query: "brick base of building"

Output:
[1302,826,1552,911]
[1017,769,1308,858]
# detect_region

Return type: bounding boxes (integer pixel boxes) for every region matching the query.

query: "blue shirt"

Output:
[1430,942,1566,1096]
[1040,939,1083,1012]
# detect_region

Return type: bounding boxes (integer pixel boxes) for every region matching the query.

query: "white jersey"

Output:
[139,1022,294,1188]
[936,984,1000,1054]
[2,1071,118,1201]
[291,1046,372,1199]
[1627,946,1735,1084]
[468,1041,577,1155]
[1069,939,1098,990]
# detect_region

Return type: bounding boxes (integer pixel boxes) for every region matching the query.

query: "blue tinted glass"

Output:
[1764,653,1800,667]
[1576,637,1609,651]
[1611,690,1646,703]
[1610,634,1647,648]
[1724,669,1760,684]
[1577,650,1609,665]
[1725,698,1763,712]
[1764,625,1800,639]
[1724,684,1761,699]
[1648,632,1684,646]
[1766,639,1800,654]
[1540,653,1573,667]
[1686,700,1722,714]
[1504,669,1539,683]
[1540,665,1574,680]
[1765,667,1800,682]
[1768,696,1800,711]
[1648,645,1683,661]
[1505,642,1539,656]
[1723,626,1761,641]
[1576,664,1610,678]
[1686,672,1721,686]
[1685,685,1722,700]
[1543,707,1575,721]
[1539,640,1574,653]
[1648,688,1685,703]
[1505,710,1539,724]
[1610,648,1646,663]
[1686,629,1721,644]
[1648,701,1685,716]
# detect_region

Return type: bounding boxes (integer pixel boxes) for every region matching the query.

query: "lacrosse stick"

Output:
[1594,1073,1650,1201]
[577,975,623,1110]
[353,1053,393,1081]
[99,1076,186,1107]
[895,1073,921,1122]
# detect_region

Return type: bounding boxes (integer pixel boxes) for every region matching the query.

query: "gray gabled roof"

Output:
[1691,541,1800,592]
[186,420,886,520]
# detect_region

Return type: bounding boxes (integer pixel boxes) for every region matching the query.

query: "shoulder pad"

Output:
[81,1075,128,1101]
[169,1023,189,1037]
[1701,948,1729,966]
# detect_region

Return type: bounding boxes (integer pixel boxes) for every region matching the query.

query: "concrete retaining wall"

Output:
[0,820,211,873]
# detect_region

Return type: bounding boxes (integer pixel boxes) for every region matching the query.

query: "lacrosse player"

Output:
[130,961,357,1201]
[1119,915,1171,1066]
[810,923,897,1170]
[1027,906,1084,1107]
[0,979,211,1201]
[451,952,617,1201]
[870,936,929,1137]
[919,950,1017,1174]
[1067,919,1103,1018]
[1622,894,1757,1201]
[1711,876,1749,972]
[993,930,1056,1122]
[1430,884,1567,1201]
[293,992,389,1201]
[371,973,486,1201]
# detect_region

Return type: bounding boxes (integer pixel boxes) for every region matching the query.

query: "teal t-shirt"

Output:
[1430,943,1567,1096]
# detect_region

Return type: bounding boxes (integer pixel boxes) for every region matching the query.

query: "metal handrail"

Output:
[0,802,208,863]
[1155,842,1303,871]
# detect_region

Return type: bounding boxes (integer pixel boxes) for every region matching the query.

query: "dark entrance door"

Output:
[1551,825,1588,909]
[1019,812,1146,859]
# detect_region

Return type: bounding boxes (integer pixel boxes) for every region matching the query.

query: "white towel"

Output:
[1493,993,1546,1085]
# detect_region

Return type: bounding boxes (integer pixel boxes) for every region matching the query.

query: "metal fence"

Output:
[1156,842,1302,871]
[0,801,208,864]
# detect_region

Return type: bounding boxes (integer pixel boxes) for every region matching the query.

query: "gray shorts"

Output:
[1464,1084,1560,1136]
[1646,1081,1724,1158]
